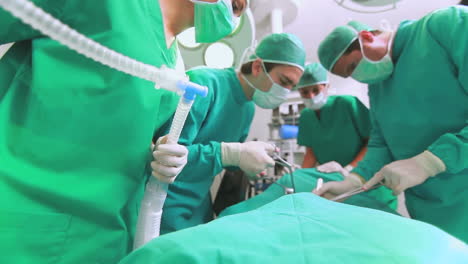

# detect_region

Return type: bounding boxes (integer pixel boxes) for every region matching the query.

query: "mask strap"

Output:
[240,73,262,93]
[358,31,393,63]
[357,35,369,61]
[260,61,277,87]
[236,44,255,71]
[385,31,394,56]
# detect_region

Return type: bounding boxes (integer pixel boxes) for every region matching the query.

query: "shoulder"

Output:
[187,68,234,95]
[187,67,220,83]
[329,95,357,106]
[426,6,467,23]
[409,6,468,35]
[333,95,368,111]
[300,108,314,118]
[427,6,468,34]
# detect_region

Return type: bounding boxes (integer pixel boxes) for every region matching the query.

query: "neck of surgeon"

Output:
[160,0,196,48]
[238,71,255,100]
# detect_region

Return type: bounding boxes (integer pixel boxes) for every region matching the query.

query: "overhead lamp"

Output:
[334,0,401,13]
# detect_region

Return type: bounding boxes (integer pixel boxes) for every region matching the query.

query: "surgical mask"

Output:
[241,63,290,109]
[303,91,328,110]
[351,32,394,84]
[191,0,239,43]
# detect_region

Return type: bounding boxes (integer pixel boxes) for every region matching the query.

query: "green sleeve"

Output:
[424,6,468,173]
[239,125,251,143]
[152,92,224,183]
[429,122,468,174]
[0,1,69,44]
[178,98,225,182]
[297,109,312,147]
[222,114,253,172]
[176,71,225,182]
[349,96,371,139]
[352,110,393,180]
[426,6,468,94]
[184,142,224,181]
[0,1,117,44]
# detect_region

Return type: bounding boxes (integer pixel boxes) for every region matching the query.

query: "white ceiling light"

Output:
[176,9,256,70]
[334,0,401,13]
[204,42,235,69]
[177,27,200,49]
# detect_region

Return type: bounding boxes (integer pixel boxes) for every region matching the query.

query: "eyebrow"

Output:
[280,75,295,85]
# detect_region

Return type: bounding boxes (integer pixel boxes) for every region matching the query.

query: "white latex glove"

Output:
[151,135,188,184]
[221,141,276,180]
[312,173,364,200]
[317,161,348,176]
[363,151,446,196]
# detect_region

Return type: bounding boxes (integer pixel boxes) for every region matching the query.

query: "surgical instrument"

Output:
[331,183,383,202]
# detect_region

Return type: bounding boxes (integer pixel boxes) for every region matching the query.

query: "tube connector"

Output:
[177,80,208,102]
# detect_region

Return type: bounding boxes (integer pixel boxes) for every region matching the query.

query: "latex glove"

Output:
[363,151,446,196]
[151,135,188,184]
[221,141,276,180]
[313,173,364,200]
[317,161,348,176]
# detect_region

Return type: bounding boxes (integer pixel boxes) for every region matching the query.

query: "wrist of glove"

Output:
[221,141,276,180]
[345,172,366,187]
[151,135,188,184]
[362,150,446,196]
[413,150,446,177]
[317,161,349,177]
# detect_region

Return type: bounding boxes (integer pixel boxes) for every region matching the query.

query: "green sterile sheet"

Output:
[120,193,468,264]
[221,168,397,217]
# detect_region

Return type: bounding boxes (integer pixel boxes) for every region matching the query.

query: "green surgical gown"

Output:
[157,67,255,234]
[353,6,468,242]
[298,95,370,166]
[0,1,179,263]
[119,194,468,264]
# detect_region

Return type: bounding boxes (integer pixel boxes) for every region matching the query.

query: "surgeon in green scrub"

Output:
[296,63,396,208]
[154,33,306,234]
[297,63,369,173]
[0,0,247,263]
[314,6,468,243]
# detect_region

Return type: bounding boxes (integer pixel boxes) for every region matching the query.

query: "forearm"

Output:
[348,140,368,168]
[352,146,393,181]
[301,147,317,168]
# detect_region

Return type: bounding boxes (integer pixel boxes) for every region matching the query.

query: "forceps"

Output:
[271,152,296,194]
[260,178,294,195]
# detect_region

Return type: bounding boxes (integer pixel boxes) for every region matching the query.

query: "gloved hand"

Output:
[317,161,348,176]
[221,141,276,180]
[151,135,188,184]
[313,173,365,200]
[363,151,446,196]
